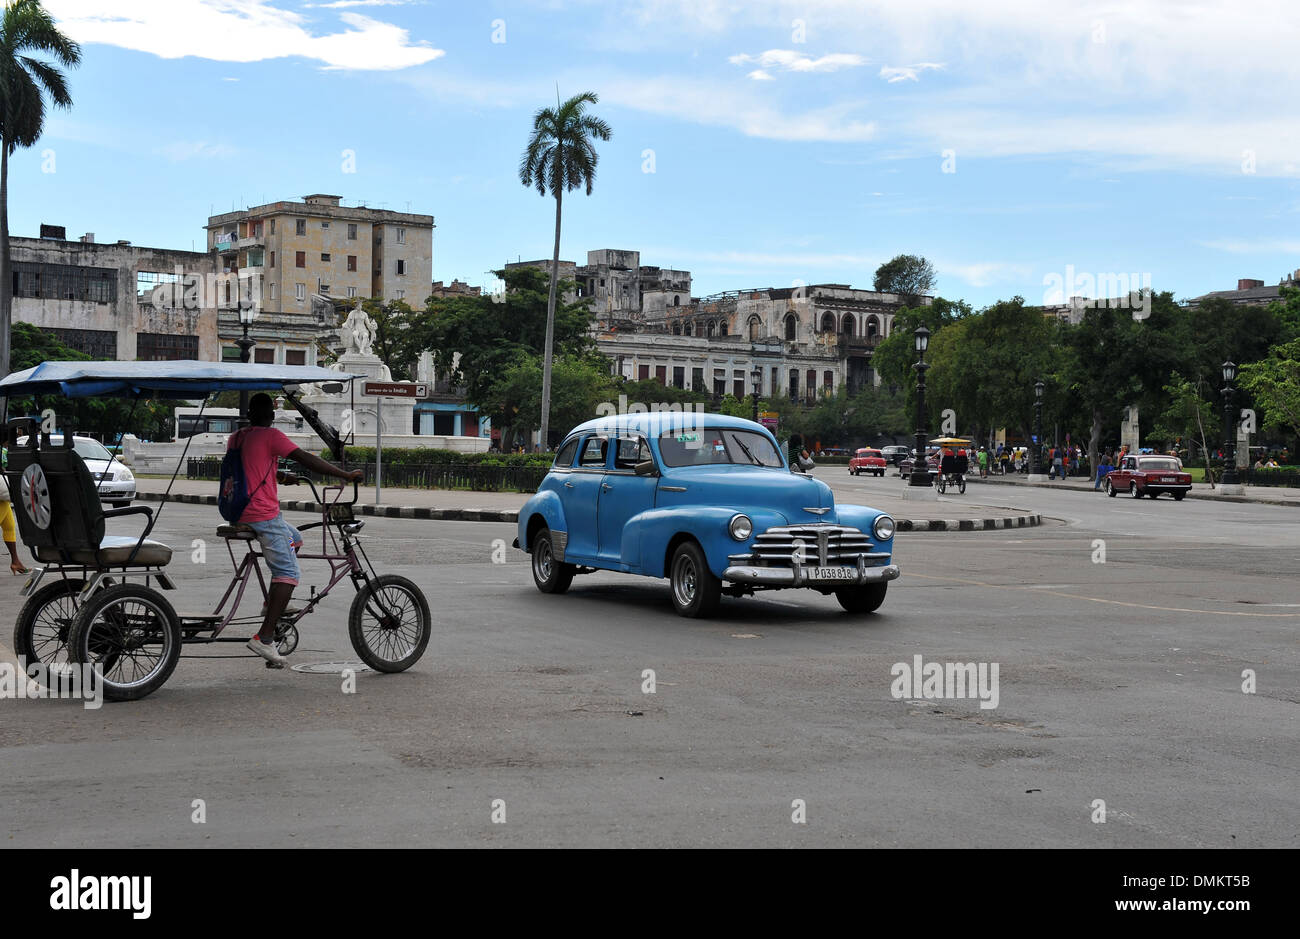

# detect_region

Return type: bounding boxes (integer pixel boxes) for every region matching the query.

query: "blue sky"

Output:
[14,0,1300,307]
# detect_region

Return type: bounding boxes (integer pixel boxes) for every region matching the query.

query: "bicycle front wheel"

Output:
[347,574,431,673]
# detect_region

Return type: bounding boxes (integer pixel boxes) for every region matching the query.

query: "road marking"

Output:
[907,571,1300,617]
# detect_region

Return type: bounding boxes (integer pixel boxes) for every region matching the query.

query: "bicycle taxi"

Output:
[1,360,431,702]
[929,436,971,495]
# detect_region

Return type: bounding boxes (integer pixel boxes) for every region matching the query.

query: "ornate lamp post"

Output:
[1221,360,1240,488]
[1029,379,1046,481]
[236,302,257,428]
[908,326,931,489]
[750,365,763,423]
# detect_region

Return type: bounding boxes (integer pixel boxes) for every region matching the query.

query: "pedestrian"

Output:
[228,393,363,668]
[0,465,30,575]
[1095,453,1112,491]
[978,446,989,478]
[788,434,813,473]
[1052,447,1064,480]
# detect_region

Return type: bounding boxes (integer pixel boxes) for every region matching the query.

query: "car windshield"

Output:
[658,428,783,467]
[1139,458,1181,471]
[17,436,113,461]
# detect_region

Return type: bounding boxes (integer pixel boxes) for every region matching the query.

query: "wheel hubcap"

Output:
[535,540,553,580]
[673,556,697,607]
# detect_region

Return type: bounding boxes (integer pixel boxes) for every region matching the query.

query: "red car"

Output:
[849,448,887,477]
[1105,454,1192,500]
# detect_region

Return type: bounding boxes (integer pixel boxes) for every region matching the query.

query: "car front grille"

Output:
[747,524,889,567]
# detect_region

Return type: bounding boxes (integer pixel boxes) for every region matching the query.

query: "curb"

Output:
[965,474,1300,507]
[137,491,1041,532]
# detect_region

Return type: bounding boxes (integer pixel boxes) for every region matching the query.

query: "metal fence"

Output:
[187,458,548,493]
[1241,468,1300,488]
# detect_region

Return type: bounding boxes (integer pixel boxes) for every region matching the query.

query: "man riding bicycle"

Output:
[230,393,362,667]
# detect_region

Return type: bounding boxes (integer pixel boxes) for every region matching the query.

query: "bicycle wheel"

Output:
[67,584,182,702]
[13,578,85,673]
[348,574,431,673]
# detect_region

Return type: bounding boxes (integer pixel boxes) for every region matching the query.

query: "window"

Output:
[692,367,704,390]
[614,437,651,470]
[319,284,331,295]
[673,295,680,307]
[600,279,605,287]
[706,320,716,338]
[295,283,306,301]
[396,259,406,275]
[395,227,406,244]
[270,219,276,235]
[295,219,306,236]
[866,316,879,339]
[655,365,667,385]
[784,315,797,341]
[821,313,836,333]
[683,323,692,337]
[734,370,745,398]
[673,366,685,389]
[295,251,306,268]
[321,253,331,262]
[719,322,727,337]
[842,314,855,336]
[49,328,116,359]
[638,364,650,381]
[748,317,761,340]
[579,436,608,467]
[658,429,782,468]
[254,348,275,364]
[136,333,199,361]
[269,251,275,268]
[395,290,405,299]
[286,350,306,366]
[672,324,682,335]
[347,255,357,271]
[222,346,241,362]
[135,270,179,301]
[346,286,357,298]
[347,223,358,240]
[321,221,330,229]
[554,438,580,469]
[269,283,278,300]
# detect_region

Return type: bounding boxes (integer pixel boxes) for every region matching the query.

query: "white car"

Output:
[16,434,136,507]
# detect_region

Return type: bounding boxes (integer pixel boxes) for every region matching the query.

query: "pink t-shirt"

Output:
[227,426,298,523]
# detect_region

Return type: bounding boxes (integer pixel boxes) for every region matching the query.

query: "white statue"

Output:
[341,300,377,357]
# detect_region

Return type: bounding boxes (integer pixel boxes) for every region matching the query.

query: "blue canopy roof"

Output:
[0,360,360,399]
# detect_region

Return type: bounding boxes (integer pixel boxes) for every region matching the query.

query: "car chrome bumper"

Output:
[723,561,901,588]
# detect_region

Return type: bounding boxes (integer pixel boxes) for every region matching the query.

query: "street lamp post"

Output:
[1221,360,1241,489]
[1029,379,1046,482]
[908,326,931,489]
[750,366,762,423]
[236,304,257,428]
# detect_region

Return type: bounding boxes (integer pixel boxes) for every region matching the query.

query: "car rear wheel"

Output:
[836,583,887,614]
[669,541,720,618]
[1130,482,1141,499]
[531,529,575,594]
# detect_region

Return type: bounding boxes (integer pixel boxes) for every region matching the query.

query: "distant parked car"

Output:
[514,413,899,618]
[898,448,941,478]
[16,434,135,507]
[880,445,910,466]
[1105,454,1192,500]
[849,448,887,477]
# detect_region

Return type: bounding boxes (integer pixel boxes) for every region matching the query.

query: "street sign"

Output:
[760,411,779,429]
[363,381,427,398]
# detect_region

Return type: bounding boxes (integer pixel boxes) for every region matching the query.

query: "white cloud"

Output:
[45,1,443,71]
[747,69,774,81]
[879,62,943,83]
[936,260,1033,288]
[730,49,868,74]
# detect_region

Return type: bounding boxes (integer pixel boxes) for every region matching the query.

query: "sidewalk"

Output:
[135,478,1043,533]
[965,470,1300,506]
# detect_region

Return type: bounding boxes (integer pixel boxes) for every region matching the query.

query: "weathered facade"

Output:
[205,194,434,366]
[10,227,221,362]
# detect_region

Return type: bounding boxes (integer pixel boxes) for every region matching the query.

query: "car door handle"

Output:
[564,482,575,489]
[601,482,613,491]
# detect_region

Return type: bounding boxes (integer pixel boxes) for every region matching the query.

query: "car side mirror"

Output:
[634,460,659,477]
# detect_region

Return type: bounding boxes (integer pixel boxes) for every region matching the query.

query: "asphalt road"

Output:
[1,494,1296,848]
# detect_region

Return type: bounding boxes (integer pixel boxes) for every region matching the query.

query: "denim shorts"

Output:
[247,515,303,586]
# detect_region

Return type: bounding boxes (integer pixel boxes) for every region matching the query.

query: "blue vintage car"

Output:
[513,412,899,617]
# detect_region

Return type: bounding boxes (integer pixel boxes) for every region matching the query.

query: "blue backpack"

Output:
[218,431,252,523]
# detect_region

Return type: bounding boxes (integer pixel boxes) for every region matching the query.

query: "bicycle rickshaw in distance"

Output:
[929,436,971,495]
[1,360,432,702]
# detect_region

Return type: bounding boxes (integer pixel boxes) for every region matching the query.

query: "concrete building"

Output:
[430,279,482,298]
[10,224,223,362]
[205,194,434,366]
[506,249,692,329]
[1192,270,1299,307]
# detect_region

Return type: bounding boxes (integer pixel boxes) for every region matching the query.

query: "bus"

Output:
[174,407,240,440]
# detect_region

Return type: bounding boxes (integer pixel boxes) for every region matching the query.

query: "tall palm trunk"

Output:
[0,143,10,380]
[539,186,562,451]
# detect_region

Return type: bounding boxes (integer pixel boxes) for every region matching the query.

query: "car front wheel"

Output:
[531,529,575,594]
[1106,479,1117,497]
[669,541,721,618]
[836,583,887,614]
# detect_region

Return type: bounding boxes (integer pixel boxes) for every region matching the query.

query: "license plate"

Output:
[1161,477,1175,483]
[810,566,856,581]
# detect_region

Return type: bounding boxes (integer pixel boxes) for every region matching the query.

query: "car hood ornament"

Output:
[803,506,832,515]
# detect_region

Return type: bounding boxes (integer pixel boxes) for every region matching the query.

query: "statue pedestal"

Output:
[303,351,414,439]
[900,483,938,501]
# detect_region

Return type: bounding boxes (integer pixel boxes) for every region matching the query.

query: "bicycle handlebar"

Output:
[297,474,360,511]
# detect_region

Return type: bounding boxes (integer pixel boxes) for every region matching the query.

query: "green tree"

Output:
[1238,338,1300,442]
[519,90,612,449]
[870,297,972,392]
[1150,372,1220,467]
[479,352,616,449]
[1,0,81,378]
[873,254,937,302]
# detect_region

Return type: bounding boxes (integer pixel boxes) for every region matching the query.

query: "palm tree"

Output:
[0,0,81,378]
[519,90,610,450]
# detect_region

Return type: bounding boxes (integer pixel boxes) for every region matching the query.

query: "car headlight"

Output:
[118,467,134,481]
[728,514,753,542]
[873,514,895,540]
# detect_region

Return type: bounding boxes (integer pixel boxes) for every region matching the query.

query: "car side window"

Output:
[579,436,609,468]
[1125,458,1136,470]
[554,437,579,469]
[614,436,651,470]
